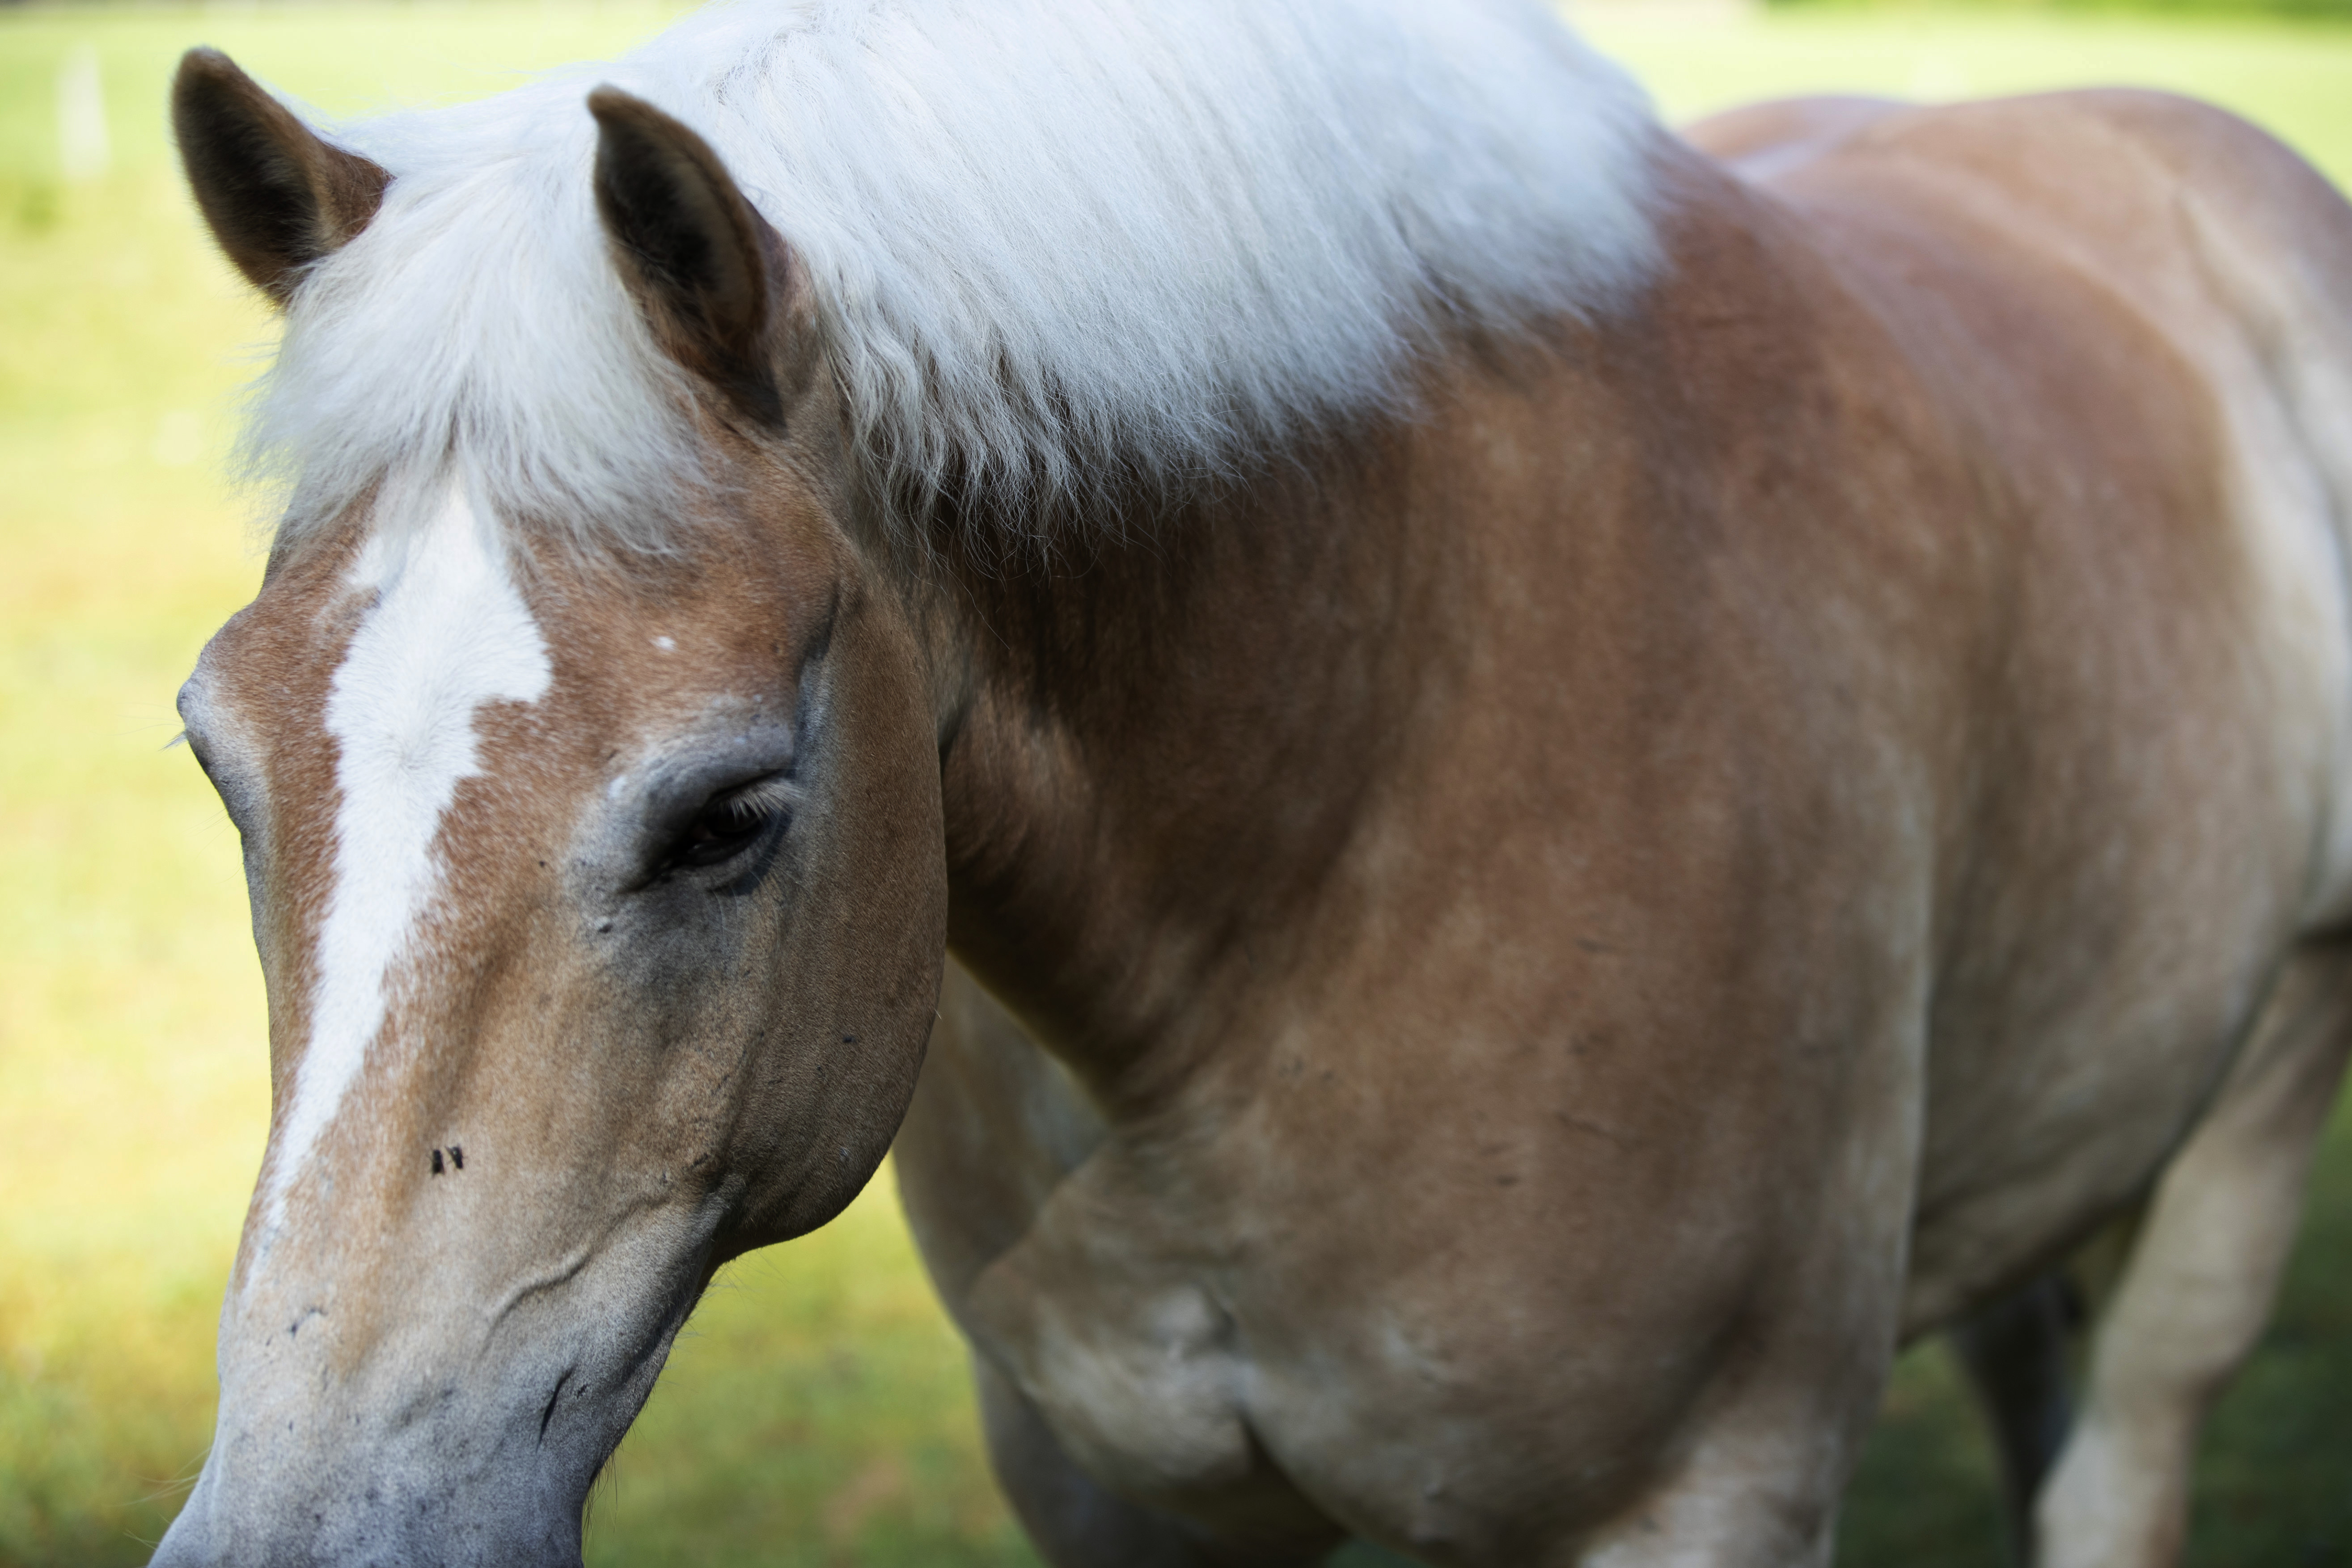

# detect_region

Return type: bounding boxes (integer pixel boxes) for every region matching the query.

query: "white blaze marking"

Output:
[266,482,551,1221]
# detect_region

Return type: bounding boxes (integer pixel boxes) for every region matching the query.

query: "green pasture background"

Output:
[3,4,2350,1564]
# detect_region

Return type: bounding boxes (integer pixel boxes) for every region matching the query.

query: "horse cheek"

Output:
[723,598,949,1252]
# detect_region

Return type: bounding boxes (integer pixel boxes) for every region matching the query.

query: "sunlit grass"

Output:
[1,4,2347,1564]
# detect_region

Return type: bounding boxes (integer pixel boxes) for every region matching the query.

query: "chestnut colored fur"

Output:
[158,28,2352,1568]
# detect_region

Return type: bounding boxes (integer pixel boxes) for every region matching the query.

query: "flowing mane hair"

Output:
[243,0,1663,556]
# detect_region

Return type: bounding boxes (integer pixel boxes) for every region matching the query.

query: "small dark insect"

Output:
[431,1149,445,1175]
[449,1145,464,1170]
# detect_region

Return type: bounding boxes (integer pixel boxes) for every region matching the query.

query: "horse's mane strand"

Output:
[249,0,1662,556]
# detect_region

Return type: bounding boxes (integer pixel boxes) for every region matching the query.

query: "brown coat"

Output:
[156,47,2352,1568]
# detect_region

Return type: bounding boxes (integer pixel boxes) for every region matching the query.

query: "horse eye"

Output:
[669,778,790,870]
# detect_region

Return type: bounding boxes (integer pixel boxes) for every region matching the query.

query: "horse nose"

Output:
[148,1463,590,1568]
[145,1480,215,1566]
[145,1282,596,1568]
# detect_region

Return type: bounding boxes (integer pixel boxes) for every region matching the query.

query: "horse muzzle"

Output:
[151,1196,716,1567]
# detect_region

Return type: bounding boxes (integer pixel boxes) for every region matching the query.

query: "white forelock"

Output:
[245,0,1662,554]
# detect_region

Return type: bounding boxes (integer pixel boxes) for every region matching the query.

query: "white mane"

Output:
[250,0,1662,553]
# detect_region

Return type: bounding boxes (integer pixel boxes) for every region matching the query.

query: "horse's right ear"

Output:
[172,48,389,307]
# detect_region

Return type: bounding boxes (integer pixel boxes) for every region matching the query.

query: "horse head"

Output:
[157,51,946,1565]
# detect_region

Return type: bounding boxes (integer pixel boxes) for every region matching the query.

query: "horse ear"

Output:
[172,48,390,307]
[588,87,785,427]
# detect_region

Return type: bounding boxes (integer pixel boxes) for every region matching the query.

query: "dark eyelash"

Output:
[713,776,791,829]
[672,774,793,870]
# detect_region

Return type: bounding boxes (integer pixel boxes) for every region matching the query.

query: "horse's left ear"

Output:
[588,87,786,427]
[172,48,390,307]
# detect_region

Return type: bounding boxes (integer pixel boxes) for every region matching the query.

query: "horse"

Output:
[151,0,2352,1562]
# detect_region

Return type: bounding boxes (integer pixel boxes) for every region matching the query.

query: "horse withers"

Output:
[152,1,2352,1563]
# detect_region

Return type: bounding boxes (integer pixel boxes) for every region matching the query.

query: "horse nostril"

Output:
[539,1365,576,1443]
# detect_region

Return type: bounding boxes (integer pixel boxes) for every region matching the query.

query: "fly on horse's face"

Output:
[161,59,945,1565]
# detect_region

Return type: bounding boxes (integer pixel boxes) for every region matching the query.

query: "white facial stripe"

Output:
[265,482,552,1223]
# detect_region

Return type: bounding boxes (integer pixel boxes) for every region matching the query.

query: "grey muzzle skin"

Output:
[149,1191,723,1568]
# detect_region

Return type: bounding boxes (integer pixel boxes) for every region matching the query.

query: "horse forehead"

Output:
[321,511,794,794]
[337,491,551,719]
[190,492,815,835]
[190,503,533,748]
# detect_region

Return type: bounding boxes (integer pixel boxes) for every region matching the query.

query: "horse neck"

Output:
[925,424,1448,1108]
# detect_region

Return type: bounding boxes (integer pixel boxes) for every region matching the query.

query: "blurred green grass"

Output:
[0,4,2346,1565]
